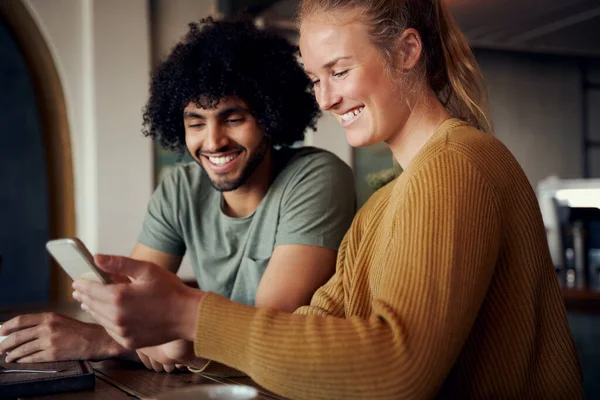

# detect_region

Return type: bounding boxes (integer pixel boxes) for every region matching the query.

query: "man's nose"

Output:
[203,124,229,152]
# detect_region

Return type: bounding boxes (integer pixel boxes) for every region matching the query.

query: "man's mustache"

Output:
[196,146,244,158]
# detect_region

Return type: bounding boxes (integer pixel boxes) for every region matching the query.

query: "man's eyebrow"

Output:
[183,106,249,119]
[217,106,250,117]
[183,111,205,119]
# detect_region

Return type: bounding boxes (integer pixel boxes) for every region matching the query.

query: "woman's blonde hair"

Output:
[299,0,492,133]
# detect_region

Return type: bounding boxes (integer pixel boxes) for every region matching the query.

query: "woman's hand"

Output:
[138,340,209,372]
[72,255,205,349]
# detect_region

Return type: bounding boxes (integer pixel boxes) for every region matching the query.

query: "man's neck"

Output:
[221,149,274,218]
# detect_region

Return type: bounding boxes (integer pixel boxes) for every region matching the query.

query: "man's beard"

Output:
[196,135,270,192]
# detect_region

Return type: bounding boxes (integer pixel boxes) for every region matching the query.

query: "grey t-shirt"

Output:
[137,147,356,305]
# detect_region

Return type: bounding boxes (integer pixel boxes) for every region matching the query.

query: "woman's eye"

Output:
[189,123,205,129]
[333,70,348,78]
[311,79,320,87]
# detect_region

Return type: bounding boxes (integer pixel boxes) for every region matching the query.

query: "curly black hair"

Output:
[142,18,321,153]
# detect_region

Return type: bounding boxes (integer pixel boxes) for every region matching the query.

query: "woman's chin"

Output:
[345,131,377,148]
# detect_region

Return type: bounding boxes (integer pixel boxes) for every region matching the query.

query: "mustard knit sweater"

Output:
[194,119,582,399]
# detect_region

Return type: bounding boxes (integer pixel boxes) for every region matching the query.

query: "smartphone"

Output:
[46,238,113,284]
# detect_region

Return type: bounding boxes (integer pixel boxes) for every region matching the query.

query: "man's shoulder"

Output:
[159,162,204,187]
[268,146,355,210]
[156,162,215,201]
[276,146,352,176]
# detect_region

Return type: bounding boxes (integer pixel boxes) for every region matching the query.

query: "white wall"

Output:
[24,0,153,256]
[152,0,217,62]
[305,114,352,167]
[308,119,354,209]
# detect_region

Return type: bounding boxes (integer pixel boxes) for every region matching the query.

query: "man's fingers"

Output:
[0,327,38,354]
[4,339,43,363]
[1,314,44,334]
[11,350,51,364]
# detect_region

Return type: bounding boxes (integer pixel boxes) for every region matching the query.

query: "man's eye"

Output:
[333,70,348,78]
[226,118,243,124]
[188,123,205,129]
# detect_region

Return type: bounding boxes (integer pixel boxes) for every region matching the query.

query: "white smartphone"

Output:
[46,238,113,284]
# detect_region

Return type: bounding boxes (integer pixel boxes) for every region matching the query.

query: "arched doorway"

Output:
[0,0,75,305]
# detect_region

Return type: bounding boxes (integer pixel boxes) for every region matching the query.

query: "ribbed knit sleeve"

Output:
[194,150,503,399]
[294,232,349,318]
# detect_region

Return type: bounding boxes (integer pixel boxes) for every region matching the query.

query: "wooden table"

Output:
[13,358,284,399]
[2,357,283,399]
[0,303,285,399]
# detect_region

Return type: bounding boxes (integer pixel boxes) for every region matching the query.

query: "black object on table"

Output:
[0,356,95,398]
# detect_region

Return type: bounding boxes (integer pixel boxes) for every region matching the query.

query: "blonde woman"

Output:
[73,0,583,398]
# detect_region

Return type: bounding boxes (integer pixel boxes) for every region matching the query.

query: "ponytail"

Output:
[433,0,492,133]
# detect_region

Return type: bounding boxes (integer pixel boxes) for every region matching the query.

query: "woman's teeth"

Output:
[341,107,364,123]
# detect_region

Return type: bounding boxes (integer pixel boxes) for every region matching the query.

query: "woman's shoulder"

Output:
[441,121,512,162]
[407,120,530,201]
[445,122,525,180]
[406,119,508,175]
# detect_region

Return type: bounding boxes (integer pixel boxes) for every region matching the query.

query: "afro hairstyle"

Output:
[142,17,321,153]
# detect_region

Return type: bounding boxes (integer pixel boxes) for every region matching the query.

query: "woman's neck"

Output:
[386,89,451,169]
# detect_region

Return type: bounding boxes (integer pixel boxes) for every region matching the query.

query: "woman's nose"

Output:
[316,82,341,111]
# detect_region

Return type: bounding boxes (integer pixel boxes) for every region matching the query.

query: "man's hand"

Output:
[72,255,205,350]
[0,313,124,363]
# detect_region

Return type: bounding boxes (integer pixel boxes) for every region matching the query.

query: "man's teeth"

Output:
[208,153,238,165]
[341,107,364,122]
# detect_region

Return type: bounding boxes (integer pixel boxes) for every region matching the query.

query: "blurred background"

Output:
[0,0,599,395]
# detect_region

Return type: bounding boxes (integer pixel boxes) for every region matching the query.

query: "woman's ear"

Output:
[395,28,423,71]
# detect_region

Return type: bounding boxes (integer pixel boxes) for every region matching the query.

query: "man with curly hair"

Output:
[0,18,356,368]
